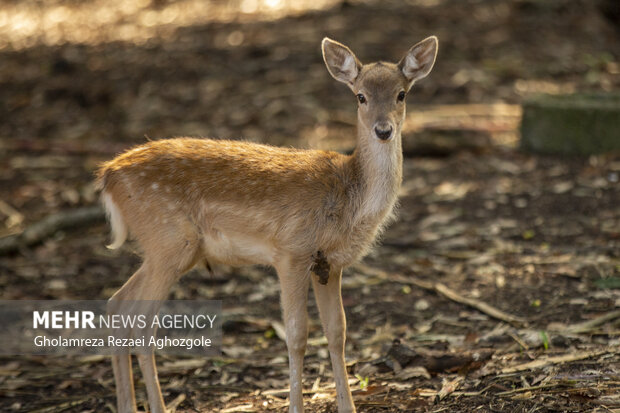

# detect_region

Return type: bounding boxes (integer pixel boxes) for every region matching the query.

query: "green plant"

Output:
[539,330,549,350]
[355,374,369,391]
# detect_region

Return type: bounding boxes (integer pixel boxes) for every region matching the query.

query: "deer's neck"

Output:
[349,124,403,222]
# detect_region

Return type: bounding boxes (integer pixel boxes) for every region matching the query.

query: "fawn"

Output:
[97,36,437,413]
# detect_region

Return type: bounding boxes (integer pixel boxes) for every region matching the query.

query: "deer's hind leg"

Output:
[108,221,202,413]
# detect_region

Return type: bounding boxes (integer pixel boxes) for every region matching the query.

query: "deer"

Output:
[97,35,438,413]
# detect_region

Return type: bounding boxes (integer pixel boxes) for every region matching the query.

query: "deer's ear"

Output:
[399,36,438,88]
[322,38,362,89]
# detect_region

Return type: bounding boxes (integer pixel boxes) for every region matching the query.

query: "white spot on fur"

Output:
[151,182,159,190]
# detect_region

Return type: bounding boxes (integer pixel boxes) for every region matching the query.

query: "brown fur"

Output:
[99,36,438,413]
[98,137,395,269]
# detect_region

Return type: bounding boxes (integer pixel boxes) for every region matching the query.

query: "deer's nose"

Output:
[374,125,393,141]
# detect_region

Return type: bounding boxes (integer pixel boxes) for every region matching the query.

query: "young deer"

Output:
[98,36,438,413]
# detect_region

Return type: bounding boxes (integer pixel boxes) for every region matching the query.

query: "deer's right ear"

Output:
[322,38,362,89]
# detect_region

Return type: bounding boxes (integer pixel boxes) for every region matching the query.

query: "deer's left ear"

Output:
[398,36,438,89]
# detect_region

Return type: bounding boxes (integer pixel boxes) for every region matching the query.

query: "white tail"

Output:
[102,192,127,249]
[99,36,438,413]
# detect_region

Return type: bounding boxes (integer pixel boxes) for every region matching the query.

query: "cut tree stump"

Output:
[520,93,620,155]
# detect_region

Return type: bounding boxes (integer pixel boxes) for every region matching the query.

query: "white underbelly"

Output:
[202,229,276,266]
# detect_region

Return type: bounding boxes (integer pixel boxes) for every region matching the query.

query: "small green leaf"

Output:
[355,374,369,390]
[402,285,412,294]
[522,229,535,240]
[531,299,541,307]
[539,330,549,350]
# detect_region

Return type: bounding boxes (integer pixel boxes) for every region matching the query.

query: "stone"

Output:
[520,93,620,155]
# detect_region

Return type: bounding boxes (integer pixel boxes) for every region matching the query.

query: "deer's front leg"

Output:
[136,351,167,413]
[111,353,137,413]
[312,268,356,413]
[276,259,311,413]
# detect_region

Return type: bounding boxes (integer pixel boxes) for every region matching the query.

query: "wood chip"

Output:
[501,349,610,374]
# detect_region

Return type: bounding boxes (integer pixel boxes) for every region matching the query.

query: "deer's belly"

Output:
[202,229,276,266]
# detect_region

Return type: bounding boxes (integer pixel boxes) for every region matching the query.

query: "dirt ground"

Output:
[0,0,619,412]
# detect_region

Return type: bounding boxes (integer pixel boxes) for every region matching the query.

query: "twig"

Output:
[565,310,620,334]
[29,398,91,413]
[452,383,500,397]
[500,349,609,374]
[496,382,565,397]
[0,199,24,228]
[433,282,527,327]
[353,263,527,327]
[220,404,256,412]
[508,331,530,350]
[167,393,186,412]
[0,206,105,254]
[270,321,287,341]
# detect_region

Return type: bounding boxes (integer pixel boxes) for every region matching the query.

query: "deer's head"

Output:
[322,36,438,143]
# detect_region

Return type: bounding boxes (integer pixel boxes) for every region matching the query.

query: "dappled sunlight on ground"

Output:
[0,0,341,49]
[0,1,619,411]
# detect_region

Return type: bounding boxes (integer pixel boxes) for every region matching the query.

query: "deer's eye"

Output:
[357,94,366,104]
[397,91,406,102]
